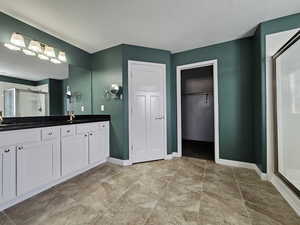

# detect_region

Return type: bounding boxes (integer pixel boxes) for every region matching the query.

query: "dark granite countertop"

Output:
[0,115,110,132]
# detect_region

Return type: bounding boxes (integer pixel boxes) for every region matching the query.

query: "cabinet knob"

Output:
[90,133,93,136]
[17,146,23,151]
[4,149,10,153]
[84,134,88,137]
[48,132,53,135]
[66,130,70,133]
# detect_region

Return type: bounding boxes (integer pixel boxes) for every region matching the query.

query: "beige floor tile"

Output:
[0,213,15,225]
[1,159,299,225]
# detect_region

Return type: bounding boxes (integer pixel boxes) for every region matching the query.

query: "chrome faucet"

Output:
[0,111,3,124]
[68,111,75,121]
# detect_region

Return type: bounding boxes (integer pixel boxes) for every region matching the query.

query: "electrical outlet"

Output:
[100,105,105,111]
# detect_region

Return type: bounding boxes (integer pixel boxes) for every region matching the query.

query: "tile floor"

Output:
[0,157,299,225]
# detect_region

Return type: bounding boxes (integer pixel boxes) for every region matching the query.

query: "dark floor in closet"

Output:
[182,140,214,160]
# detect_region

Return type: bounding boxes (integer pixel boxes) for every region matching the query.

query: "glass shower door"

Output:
[273,31,300,196]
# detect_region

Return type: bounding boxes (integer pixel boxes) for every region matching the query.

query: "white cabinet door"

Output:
[0,147,16,204]
[61,134,89,176]
[17,142,56,195]
[89,123,109,164]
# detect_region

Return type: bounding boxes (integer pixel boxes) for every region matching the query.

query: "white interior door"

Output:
[129,61,166,163]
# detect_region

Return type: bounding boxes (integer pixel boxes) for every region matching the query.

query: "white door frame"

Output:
[176,59,219,162]
[128,60,168,164]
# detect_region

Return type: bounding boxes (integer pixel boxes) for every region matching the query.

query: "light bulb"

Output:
[23,49,36,56]
[38,54,49,60]
[4,43,21,51]
[10,33,26,47]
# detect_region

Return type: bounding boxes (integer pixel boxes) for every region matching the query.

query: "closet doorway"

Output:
[177,60,219,162]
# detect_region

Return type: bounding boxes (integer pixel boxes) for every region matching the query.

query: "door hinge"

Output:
[131,145,133,151]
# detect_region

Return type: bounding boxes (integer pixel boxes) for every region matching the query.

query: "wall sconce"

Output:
[104,84,123,100]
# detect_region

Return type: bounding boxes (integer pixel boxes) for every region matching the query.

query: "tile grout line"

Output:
[142,160,182,225]
[2,211,16,225]
[232,167,253,225]
[90,164,162,224]
[197,159,208,225]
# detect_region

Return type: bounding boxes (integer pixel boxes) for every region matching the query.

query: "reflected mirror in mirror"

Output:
[0,42,68,117]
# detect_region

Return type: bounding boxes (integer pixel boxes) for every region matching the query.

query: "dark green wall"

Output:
[69,65,92,115]
[0,75,36,86]
[254,13,300,172]
[92,46,123,159]
[91,44,172,160]
[172,38,255,163]
[122,44,172,159]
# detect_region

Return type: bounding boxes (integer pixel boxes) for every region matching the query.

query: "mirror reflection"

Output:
[0,41,92,118]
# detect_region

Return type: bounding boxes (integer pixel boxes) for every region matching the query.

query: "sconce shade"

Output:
[44,46,56,57]
[4,43,21,51]
[58,51,67,62]
[38,54,49,60]
[23,49,36,56]
[28,40,42,53]
[10,33,26,47]
[50,58,61,64]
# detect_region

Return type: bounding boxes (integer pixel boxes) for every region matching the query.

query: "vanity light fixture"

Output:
[5,32,68,63]
[58,51,67,62]
[28,40,42,53]
[44,45,56,58]
[22,49,36,56]
[50,58,61,64]
[4,43,21,51]
[38,54,49,60]
[10,32,26,47]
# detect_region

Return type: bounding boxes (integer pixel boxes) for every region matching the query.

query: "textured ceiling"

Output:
[1,0,300,53]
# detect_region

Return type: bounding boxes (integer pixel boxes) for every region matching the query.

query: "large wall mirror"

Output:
[273,31,300,197]
[0,40,91,118]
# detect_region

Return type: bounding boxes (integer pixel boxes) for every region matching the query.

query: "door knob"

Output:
[155,116,164,120]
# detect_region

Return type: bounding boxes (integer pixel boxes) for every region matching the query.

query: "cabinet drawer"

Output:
[76,122,109,134]
[98,122,109,130]
[0,129,41,147]
[42,127,59,141]
[76,122,99,134]
[61,125,75,137]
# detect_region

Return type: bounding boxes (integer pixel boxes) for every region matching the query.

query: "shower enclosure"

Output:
[3,88,49,117]
[273,31,300,196]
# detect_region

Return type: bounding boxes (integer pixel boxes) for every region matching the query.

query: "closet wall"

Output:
[181,66,214,142]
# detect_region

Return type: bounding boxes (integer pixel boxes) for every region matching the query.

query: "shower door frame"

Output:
[272,30,300,198]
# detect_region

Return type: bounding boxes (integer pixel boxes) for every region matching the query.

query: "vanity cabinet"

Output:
[17,141,60,196]
[61,122,109,175]
[0,121,110,210]
[0,146,16,204]
[61,133,89,176]
[88,122,109,164]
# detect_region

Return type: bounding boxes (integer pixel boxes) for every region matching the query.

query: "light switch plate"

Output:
[81,106,85,112]
[100,105,105,111]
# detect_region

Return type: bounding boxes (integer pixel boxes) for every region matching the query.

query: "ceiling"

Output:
[1,0,300,54]
[0,44,68,81]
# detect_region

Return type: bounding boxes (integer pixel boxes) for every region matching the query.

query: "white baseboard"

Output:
[253,165,268,180]
[216,159,268,180]
[164,152,182,160]
[216,158,300,216]
[108,157,132,166]
[172,152,181,158]
[270,174,300,216]
[216,158,255,169]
